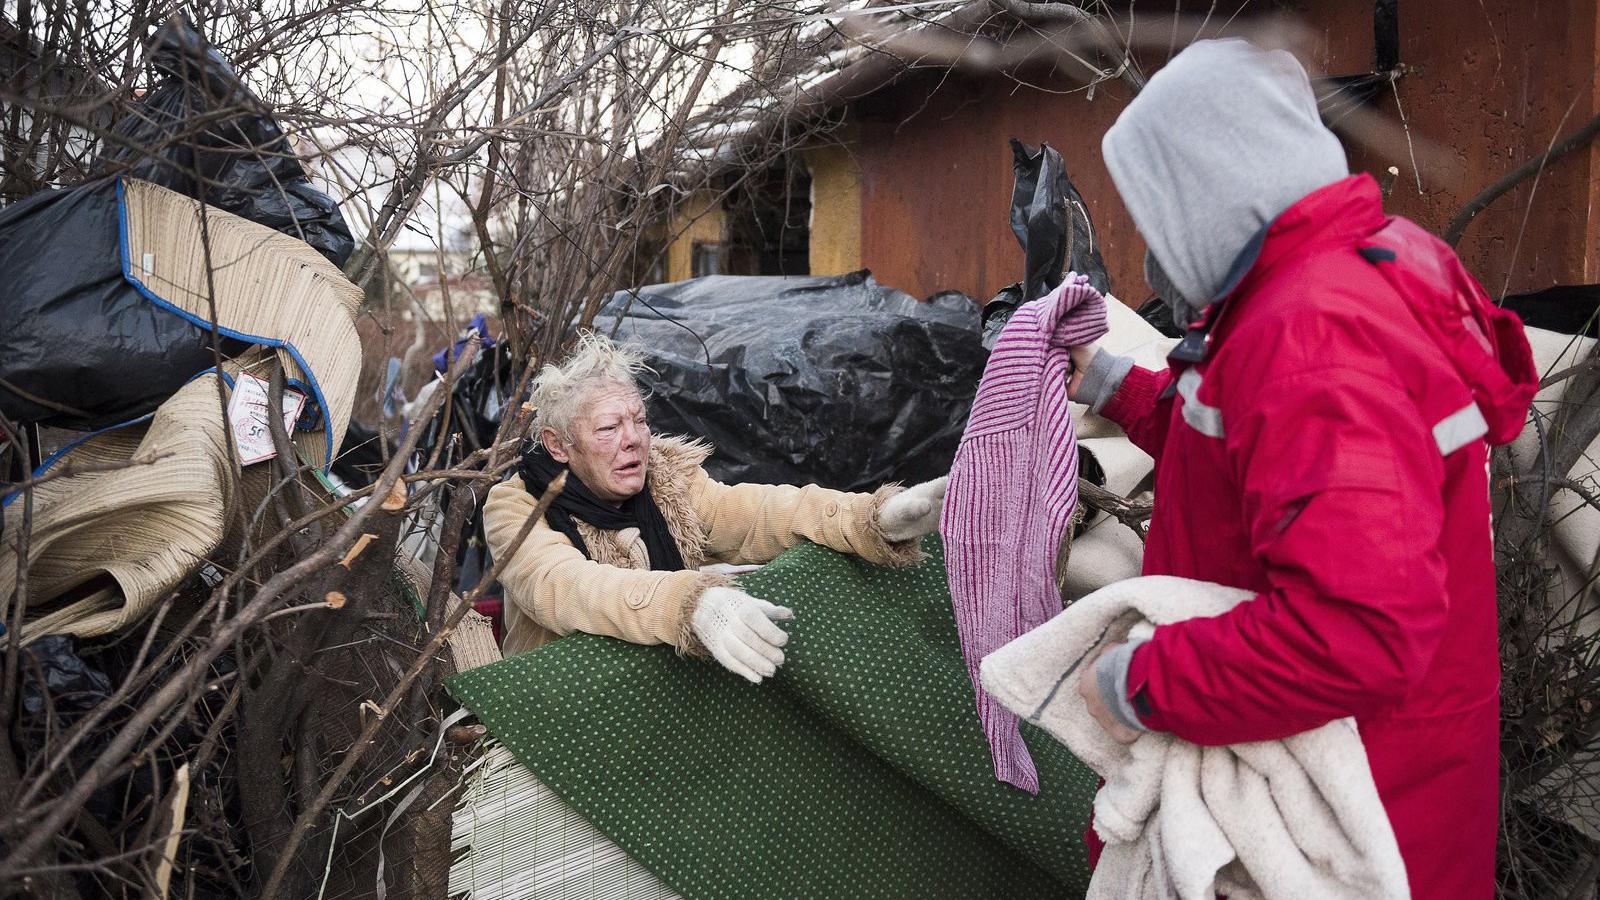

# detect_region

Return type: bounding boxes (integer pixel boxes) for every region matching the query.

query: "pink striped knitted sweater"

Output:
[942,274,1108,793]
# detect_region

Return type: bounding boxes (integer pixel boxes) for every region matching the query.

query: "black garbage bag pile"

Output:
[94,18,354,266]
[593,272,985,492]
[0,18,352,431]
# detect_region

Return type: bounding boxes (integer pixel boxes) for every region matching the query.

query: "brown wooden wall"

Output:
[845,0,1600,306]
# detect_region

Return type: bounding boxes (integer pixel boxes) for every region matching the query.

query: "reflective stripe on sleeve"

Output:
[1176,368,1224,438]
[1433,401,1488,456]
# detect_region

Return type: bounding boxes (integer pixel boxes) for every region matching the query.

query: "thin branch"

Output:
[987,0,1146,92]
[256,469,567,898]
[1078,478,1152,541]
[1444,110,1600,246]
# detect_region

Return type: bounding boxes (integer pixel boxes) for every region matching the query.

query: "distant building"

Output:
[386,247,497,321]
[656,0,1600,303]
[366,245,491,322]
[0,17,113,200]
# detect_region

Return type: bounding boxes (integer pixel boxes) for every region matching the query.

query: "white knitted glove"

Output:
[691,586,793,684]
[875,476,948,542]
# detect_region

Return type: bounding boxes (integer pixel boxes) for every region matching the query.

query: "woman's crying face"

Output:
[547,380,651,504]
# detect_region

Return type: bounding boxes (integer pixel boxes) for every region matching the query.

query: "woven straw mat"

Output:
[1,179,362,640]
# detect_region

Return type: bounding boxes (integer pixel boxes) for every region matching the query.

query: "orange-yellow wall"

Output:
[804,137,864,275]
[665,190,726,282]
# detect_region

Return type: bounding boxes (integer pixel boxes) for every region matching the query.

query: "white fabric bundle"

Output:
[981,576,1409,900]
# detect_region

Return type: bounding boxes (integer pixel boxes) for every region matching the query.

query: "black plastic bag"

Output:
[980,282,1025,351]
[330,420,394,489]
[1010,138,1069,304]
[1009,138,1110,300]
[94,18,354,267]
[0,182,248,429]
[17,634,113,715]
[985,140,1111,347]
[594,271,985,492]
[1502,285,1600,338]
[1136,295,1184,338]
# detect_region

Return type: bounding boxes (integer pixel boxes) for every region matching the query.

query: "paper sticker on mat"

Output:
[228,372,306,466]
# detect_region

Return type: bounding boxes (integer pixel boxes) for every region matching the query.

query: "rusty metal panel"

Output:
[849,0,1600,303]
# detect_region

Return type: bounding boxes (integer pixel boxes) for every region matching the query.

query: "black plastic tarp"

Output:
[594,272,985,492]
[0,183,247,429]
[94,18,354,267]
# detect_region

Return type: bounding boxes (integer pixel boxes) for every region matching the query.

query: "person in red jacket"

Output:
[1066,39,1537,899]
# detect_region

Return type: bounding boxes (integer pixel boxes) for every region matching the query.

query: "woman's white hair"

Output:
[531,331,649,444]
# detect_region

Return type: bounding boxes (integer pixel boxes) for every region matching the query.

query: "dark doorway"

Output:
[725,160,811,277]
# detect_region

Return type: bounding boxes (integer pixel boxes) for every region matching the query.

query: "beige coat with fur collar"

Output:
[485,435,921,657]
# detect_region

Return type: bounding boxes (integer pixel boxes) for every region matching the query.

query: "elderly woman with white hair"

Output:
[483,333,948,683]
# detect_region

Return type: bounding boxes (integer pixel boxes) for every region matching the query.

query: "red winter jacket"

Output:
[1097,175,1536,898]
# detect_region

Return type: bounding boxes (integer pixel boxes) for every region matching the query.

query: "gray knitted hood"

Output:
[1102,39,1349,318]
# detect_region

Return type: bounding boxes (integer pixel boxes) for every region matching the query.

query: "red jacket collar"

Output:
[1235,174,1386,298]
[1170,174,1386,365]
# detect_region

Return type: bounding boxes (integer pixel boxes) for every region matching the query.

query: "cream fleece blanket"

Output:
[980,576,1409,900]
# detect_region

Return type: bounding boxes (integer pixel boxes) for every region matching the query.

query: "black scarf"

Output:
[518,441,687,571]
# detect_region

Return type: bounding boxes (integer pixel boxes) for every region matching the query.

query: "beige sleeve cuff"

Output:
[849,484,927,567]
[674,570,735,658]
